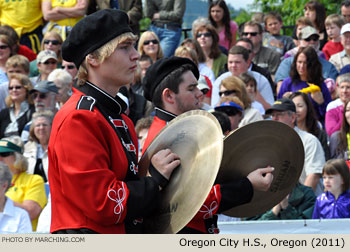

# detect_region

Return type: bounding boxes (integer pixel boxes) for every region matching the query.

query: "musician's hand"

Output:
[311,91,324,104]
[151,149,180,180]
[247,166,274,192]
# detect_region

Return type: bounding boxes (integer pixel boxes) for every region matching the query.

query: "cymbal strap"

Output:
[149,163,169,189]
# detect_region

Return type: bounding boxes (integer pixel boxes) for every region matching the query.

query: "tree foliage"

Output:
[254,0,341,26]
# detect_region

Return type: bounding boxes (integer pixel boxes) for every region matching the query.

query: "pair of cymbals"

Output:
[139,111,304,233]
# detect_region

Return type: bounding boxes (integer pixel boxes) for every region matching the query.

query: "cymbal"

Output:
[138,110,223,233]
[216,120,304,218]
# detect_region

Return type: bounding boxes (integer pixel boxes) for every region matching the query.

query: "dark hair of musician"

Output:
[290,46,323,86]
[152,64,195,108]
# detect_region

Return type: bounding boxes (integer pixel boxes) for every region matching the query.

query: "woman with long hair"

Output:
[208,0,237,51]
[0,73,35,139]
[0,34,16,82]
[289,91,330,160]
[192,18,227,78]
[278,46,332,124]
[329,99,350,161]
[304,1,327,50]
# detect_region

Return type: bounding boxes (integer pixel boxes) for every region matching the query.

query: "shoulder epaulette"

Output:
[76,95,96,111]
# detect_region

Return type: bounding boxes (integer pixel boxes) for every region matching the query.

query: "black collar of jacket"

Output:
[78,81,127,116]
[155,107,176,122]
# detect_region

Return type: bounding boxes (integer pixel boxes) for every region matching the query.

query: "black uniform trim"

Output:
[76,95,96,111]
[155,107,176,122]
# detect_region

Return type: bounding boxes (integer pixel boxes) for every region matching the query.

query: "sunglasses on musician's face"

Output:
[196,32,212,38]
[0,152,14,157]
[62,65,76,70]
[143,39,159,45]
[219,90,237,96]
[43,39,60,45]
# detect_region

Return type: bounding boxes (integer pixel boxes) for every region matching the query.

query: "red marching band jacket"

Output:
[48,83,160,234]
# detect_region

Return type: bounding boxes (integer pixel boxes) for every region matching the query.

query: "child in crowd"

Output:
[135,116,154,159]
[238,72,265,116]
[322,14,345,60]
[312,159,350,219]
[262,11,295,56]
[290,16,313,50]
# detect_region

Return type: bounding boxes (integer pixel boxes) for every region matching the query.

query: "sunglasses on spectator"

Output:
[42,60,57,65]
[0,45,9,50]
[219,90,237,96]
[242,32,259,37]
[8,85,23,91]
[196,32,212,38]
[304,36,318,42]
[31,93,47,99]
[62,65,76,70]
[43,39,60,45]
[0,152,13,157]
[143,39,159,45]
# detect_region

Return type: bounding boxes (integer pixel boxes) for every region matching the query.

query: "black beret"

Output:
[62,9,133,68]
[143,57,200,101]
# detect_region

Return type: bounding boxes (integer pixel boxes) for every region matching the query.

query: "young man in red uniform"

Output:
[142,57,275,233]
[48,9,180,234]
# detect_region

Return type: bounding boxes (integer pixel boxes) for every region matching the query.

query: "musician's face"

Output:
[174,71,202,114]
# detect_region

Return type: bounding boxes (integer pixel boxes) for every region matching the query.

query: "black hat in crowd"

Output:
[265,98,296,114]
[62,9,132,68]
[143,56,200,101]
